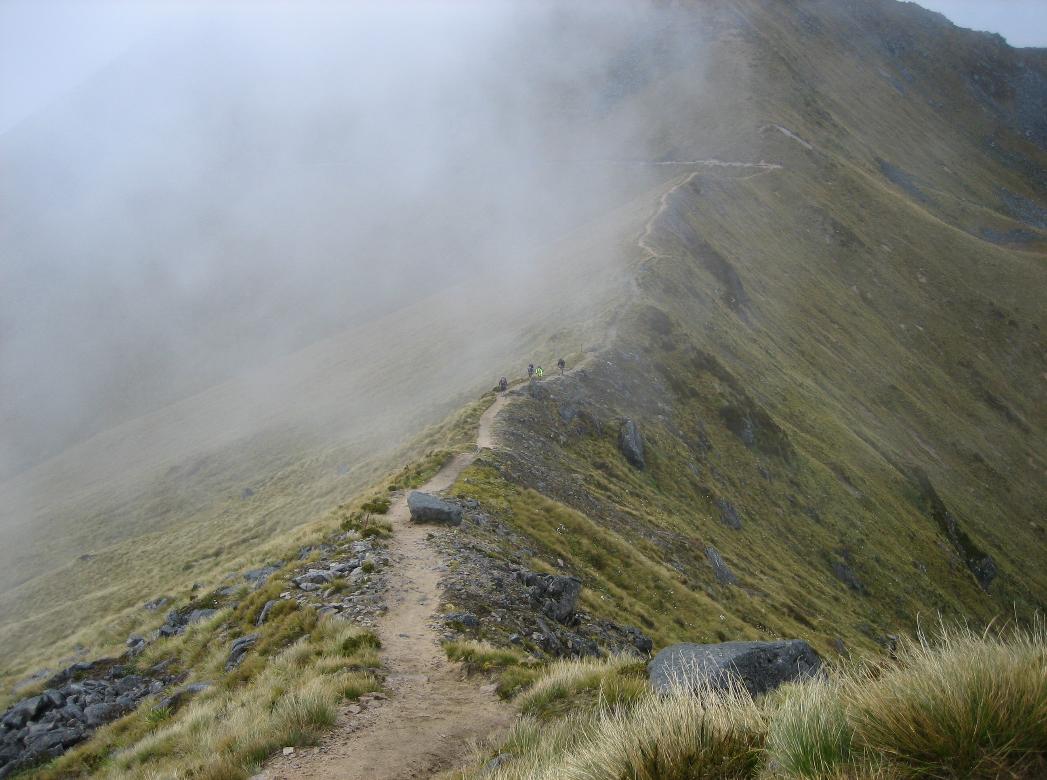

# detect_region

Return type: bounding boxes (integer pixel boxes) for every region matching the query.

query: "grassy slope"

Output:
[448,0,1046,658]
[447,7,1047,773]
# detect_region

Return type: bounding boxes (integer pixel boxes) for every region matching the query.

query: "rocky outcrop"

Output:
[283,536,389,626]
[705,546,738,585]
[158,606,217,638]
[519,572,582,624]
[914,470,997,591]
[618,419,645,469]
[435,511,652,660]
[716,498,742,530]
[159,682,211,713]
[243,563,282,589]
[408,492,463,525]
[0,659,180,777]
[225,634,258,670]
[648,640,822,697]
[527,379,551,401]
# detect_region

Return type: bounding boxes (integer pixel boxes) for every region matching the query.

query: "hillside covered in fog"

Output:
[0,1,1045,778]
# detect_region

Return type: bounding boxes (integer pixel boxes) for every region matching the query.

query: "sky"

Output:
[1,1,1046,135]
[914,0,1047,48]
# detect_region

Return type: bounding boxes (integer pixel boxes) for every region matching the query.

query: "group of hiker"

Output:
[498,357,566,392]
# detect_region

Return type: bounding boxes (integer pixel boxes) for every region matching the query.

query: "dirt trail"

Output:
[264,395,514,780]
[638,160,783,257]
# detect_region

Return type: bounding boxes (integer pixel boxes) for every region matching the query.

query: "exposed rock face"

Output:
[619,418,645,468]
[914,471,997,591]
[717,498,742,530]
[520,572,582,624]
[831,559,865,593]
[527,379,551,401]
[407,492,463,525]
[648,640,822,697]
[705,546,738,585]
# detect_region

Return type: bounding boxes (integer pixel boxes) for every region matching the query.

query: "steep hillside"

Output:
[440,0,1047,658]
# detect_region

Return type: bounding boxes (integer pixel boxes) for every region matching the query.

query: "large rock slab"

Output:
[408,492,462,525]
[619,419,645,469]
[649,640,821,697]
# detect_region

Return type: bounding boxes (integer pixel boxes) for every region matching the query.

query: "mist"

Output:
[0,1,710,482]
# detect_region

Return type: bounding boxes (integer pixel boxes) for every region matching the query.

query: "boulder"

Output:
[83,702,121,727]
[243,564,281,589]
[1,696,46,730]
[521,572,582,624]
[225,634,259,671]
[443,612,480,628]
[619,419,645,468]
[649,640,821,697]
[298,569,334,585]
[159,683,211,713]
[407,492,463,525]
[125,635,147,657]
[24,726,83,757]
[622,626,654,655]
[186,609,217,625]
[114,675,144,694]
[256,599,280,626]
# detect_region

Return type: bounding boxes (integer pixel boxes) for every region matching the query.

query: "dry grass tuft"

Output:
[455,624,1047,780]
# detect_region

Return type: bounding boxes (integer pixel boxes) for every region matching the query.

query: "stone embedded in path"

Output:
[407,492,463,525]
[648,640,822,697]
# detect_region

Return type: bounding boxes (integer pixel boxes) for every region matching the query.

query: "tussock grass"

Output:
[766,678,856,779]
[338,509,393,538]
[456,625,1047,780]
[444,640,542,698]
[516,655,648,719]
[844,625,1047,778]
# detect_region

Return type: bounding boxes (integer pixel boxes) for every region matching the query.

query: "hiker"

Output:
[535,366,544,378]
[499,377,508,392]
[528,364,535,378]
[557,358,566,375]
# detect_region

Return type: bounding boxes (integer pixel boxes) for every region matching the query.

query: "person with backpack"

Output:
[499,377,508,392]
[528,364,535,378]
[557,358,566,375]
